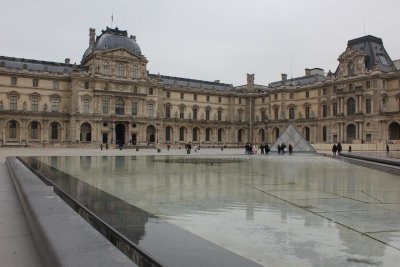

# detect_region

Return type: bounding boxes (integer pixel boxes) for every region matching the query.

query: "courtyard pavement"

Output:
[0,147,399,267]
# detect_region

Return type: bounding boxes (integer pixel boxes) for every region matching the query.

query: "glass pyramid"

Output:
[270,124,316,153]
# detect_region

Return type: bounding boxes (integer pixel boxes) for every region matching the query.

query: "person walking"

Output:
[337,142,342,155]
[332,144,337,155]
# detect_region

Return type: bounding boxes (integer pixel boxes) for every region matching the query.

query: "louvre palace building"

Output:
[0,26,399,148]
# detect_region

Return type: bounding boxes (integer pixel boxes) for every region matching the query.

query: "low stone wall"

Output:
[312,143,400,151]
[6,157,138,267]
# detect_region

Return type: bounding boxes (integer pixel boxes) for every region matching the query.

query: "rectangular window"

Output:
[179,106,184,119]
[165,106,171,118]
[218,97,222,103]
[274,108,279,120]
[31,98,38,112]
[206,95,210,102]
[274,94,278,100]
[366,81,371,89]
[103,65,110,75]
[218,109,222,121]
[11,77,17,85]
[333,86,337,93]
[333,102,338,116]
[194,94,197,101]
[147,104,154,117]
[289,107,295,119]
[365,98,371,114]
[53,81,59,89]
[305,91,309,98]
[205,109,210,120]
[366,134,372,142]
[84,82,89,89]
[238,111,243,122]
[193,108,198,120]
[131,101,137,116]
[51,98,58,112]
[261,110,266,121]
[83,99,90,113]
[262,97,265,103]
[9,95,17,111]
[180,93,184,99]
[166,91,170,98]
[305,106,310,119]
[290,93,294,99]
[322,104,328,117]
[33,79,39,87]
[102,99,109,114]
[322,88,327,95]
[149,88,153,95]
[117,64,124,77]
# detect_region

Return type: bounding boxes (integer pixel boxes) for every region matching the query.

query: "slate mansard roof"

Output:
[0,56,78,74]
[149,74,233,91]
[347,35,396,72]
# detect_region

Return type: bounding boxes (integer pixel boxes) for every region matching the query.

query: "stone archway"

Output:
[146,125,156,143]
[389,122,400,140]
[115,123,126,145]
[80,122,92,142]
[347,124,356,143]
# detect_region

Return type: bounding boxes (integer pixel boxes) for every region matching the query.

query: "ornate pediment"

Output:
[336,47,367,78]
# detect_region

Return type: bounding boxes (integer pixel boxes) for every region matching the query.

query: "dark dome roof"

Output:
[82,27,142,62]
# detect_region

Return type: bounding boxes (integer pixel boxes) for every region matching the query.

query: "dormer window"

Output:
[348,62,355,76]
[116,64,124,77]
[103,64,110,75]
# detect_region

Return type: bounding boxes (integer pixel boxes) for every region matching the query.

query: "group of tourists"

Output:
[331,142,342,155]
[277,143,293,154]
[244,143,272,155]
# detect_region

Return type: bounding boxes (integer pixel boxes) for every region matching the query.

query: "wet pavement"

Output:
[19,153,400,267]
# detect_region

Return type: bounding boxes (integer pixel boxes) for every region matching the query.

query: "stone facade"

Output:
[0,28,399,148]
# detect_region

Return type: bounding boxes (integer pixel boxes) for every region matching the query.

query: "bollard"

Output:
[221,147,224,151]
[157,148,161,153]
[136,148,139,151]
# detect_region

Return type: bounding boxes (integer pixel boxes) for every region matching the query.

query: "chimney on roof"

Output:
[281,73,287,82]
[214,80,220,83]
[65,58,70,64]
[89,28,96,46]
[130,35,136,41]
[305,68,311,77]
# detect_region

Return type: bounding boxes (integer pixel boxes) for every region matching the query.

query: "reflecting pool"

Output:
[21,154,400,266]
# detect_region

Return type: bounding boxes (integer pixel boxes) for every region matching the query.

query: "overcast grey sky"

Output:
[2,0,400,85]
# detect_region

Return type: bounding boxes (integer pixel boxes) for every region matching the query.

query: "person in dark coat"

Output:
[337,142,342,155]
[265,144,270,154]
[288,144,293,154]
[332,144,337,155]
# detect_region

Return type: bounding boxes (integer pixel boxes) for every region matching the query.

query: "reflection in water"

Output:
[21,155,400,266]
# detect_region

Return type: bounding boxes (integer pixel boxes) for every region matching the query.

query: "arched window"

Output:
[259,129,265,142]
[322,126,327,142]
[238,129,243,143]
[218,128,223,142]
[347,124,356,142]
[31,121,39,140]
[115,98,124,115]
[9,120,17,139]
[347,98,356,115]
[193,128,199,142]
[205,128,211,142]
[166,127,172,142]
[50,122,60,140]
[179,127,185,141]
[303,126,310,141]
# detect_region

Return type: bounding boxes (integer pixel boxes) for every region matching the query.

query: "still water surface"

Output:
[36,154,400,266]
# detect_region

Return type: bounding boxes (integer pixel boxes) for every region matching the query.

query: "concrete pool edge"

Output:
[6,156,139,267]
